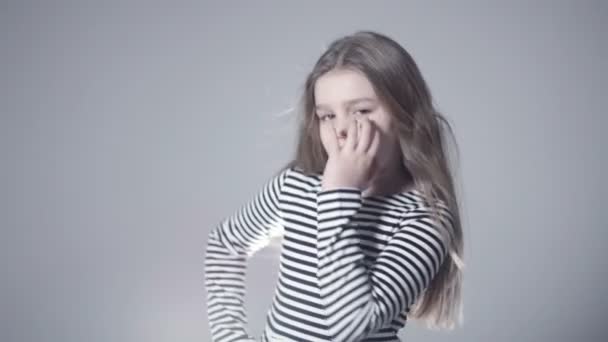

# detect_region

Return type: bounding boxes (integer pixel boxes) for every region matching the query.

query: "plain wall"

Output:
[1,0,606,341]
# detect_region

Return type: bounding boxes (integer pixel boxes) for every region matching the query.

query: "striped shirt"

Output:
[204,166,451,342]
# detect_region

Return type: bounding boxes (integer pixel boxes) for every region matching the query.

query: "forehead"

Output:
[314,68,378,108]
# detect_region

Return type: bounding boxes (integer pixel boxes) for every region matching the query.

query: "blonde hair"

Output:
[279,30,466,330]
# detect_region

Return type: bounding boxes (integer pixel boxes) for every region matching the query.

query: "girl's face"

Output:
[314,68,400,171]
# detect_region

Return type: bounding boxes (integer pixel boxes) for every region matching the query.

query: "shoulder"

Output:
[397,195,453,250]
[396,190,451,218]
[283,165,322,186]
[267,165,322,196]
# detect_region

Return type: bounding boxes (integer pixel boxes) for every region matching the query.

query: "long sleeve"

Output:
[204,167,290,342]
[315,188,450,341]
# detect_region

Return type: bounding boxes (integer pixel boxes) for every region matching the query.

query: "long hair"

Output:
[277,30,466,330]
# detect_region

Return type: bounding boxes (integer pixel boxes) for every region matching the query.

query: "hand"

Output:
[321,116,381,191]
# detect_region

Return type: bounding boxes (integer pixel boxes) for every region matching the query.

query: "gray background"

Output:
[1,0,606,341]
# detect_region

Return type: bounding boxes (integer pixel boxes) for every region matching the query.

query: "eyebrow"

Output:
[314,97,376,110]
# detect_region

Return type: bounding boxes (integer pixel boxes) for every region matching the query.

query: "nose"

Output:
[333,115,357,142]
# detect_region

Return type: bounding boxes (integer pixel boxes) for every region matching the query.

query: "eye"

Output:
[317,113,335,121]
[354,108,372,115]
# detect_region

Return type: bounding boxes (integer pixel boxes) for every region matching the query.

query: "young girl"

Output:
[204,30,465,342]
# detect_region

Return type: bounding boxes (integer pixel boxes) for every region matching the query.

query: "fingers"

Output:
[356,117,374,154]
[324,123,340,157]
[344,119,358,151]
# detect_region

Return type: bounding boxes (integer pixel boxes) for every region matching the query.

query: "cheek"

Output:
[370,118,397,144]
[318,124,331,149]
[369,120,388,143]
[369,121,397,161]
[368,116,389,133]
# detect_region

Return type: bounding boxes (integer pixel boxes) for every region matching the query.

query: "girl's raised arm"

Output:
[315,188,450,341]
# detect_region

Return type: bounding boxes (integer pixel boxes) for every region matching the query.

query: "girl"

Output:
[204,30,465,342]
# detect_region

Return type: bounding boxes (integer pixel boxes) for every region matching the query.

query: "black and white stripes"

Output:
[204,166,450,342]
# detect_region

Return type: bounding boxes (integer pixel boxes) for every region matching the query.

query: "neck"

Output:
[362,159,412,197]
